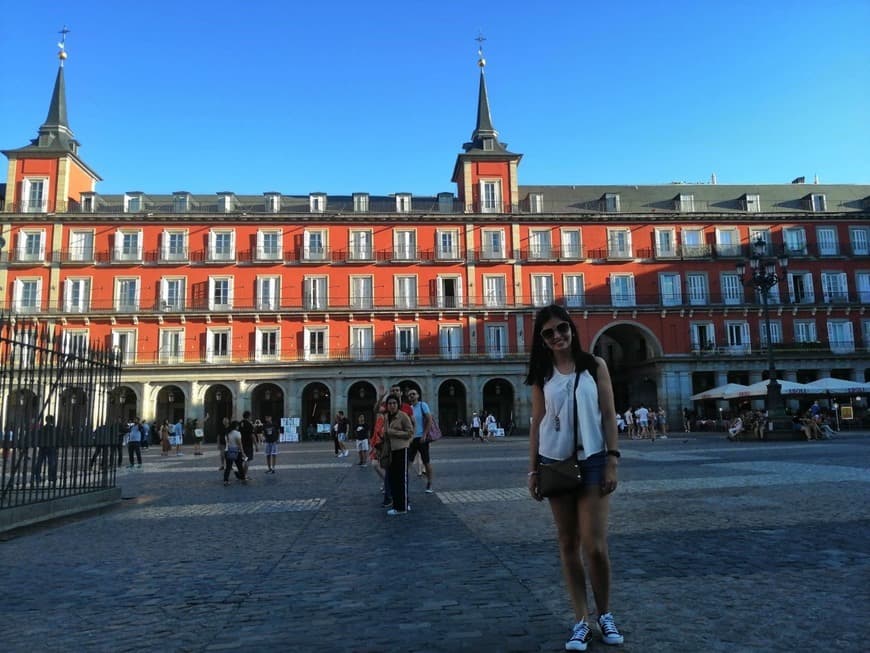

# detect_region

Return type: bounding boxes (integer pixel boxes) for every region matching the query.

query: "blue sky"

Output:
[2,0,868,195]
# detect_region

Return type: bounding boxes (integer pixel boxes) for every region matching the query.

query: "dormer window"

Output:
[396,193,412,213]
[217,192,235,213]
[601,193,620,212]
[124,192,144,213]
[529,193,544,214]
[741,193,761,213]
[352,193,369,213]
[675,193,695,212]
[310,193,326,213]
[264,192,281,214]
[482,138,494,151]
[172,191,191,213]
[438,192,454,214]
[804,193,826,212]
[80,192,96,213]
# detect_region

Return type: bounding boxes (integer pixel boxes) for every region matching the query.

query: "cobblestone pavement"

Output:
[2,432,869,652]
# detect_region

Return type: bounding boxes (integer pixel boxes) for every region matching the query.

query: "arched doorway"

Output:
[301,383,331,440]
[203,385,232,442]
[157,386,186,428]
[347,381,376,431]
[592,322,663,412]
[109,386,138,424]
[4,388,39,435]
[482,378,514,433]
[438,379,466,436]
[252,383,284,421]
[58,387,89,441]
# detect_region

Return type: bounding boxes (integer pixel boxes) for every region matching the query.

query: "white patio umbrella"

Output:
[803,378,870,395]
[690,383,749,401]
[723,379,812,399]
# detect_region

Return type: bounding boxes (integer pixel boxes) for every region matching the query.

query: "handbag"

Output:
[425,415,443,442]
[537,371,583,498]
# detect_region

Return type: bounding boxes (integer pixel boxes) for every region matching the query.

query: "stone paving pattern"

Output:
[1,433,868,652]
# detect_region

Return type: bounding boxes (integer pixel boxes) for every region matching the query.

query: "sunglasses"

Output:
[541,322,571,341]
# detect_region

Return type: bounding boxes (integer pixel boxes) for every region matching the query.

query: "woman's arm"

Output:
[528,383,545,501]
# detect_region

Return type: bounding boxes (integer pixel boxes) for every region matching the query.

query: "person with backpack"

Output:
[406,388,435,495]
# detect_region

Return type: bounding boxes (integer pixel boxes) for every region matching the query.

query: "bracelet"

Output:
[527,471,539,477]
[606,450,621,458]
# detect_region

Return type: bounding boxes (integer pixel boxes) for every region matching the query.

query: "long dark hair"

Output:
[524,304,597,388]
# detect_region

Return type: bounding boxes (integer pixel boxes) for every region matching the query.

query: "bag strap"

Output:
[572,370,583,461]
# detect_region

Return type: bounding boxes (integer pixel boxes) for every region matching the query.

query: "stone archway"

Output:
[109,386,138,424]
[482,378,514,434]
[437,379,467,436]
[301,383,331,440]
[347,381,377,431]
[157,385,187,428]
[251,383,284,422]
[202,385,232,442]
[591,321,664,413]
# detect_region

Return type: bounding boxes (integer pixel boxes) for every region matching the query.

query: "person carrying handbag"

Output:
[525,304,624,651]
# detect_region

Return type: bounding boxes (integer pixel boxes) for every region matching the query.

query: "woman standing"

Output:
[159,419,172,456]
[383,395,414,515]
[525,304,624,651]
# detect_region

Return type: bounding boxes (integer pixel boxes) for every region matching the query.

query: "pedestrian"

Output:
[172,417,185,456]
[406,388,435,494]
[623,407,635,439]
[218,416,230,470]
[470,411,482,441]
[656,406,668,437]
[371,387,392,506]
[262,415,279,473]
[192,417,205,455]
[484,411,497,442]
[354,413,370,466]
[223,420,247,486]
[126,417,143,468]
[332,411,349,457]
[383,395,413,515]
[240,411,256,478]
[159,419,172,456]
[525,304,624,651]
[89,421,113,469]
[115,416,127,467]
[140,419,151,449]
[635,404,650,440]
[31,415,59,484]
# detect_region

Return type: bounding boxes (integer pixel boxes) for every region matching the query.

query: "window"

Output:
[160,278,185,311]
[68,230,94,262]
[208,277,233,310]
[531,274,554,306]
[64,278,91,313]
[114,230,142,262]
[794,320,817,344]
[715,228,740,257]
[721,273,743,305]
[742,193,761,213]
[303,276,328,310]
[350,276,373,309]
[480,180,502,213]
[349,230,373,260]
[353,193,369,213]
[115,278,140,312]
[561,229,581,259]
[725,321,750,353]
[395,276,417,309]
[827,321,854,353]
[309,193,326,213]
[758,320,783,347]
[255,328,280,361]
[13,279,42,313]
[856,272,870,304]
[17,230,45,262]
[783,228,807,256]
[481,229,505,259]
[206,328,231,362]
[687,273,708,305]
[257,276,280,310]
[396,193,412,213]
[485,324,508,359]
[112,330,137,364]
[217,193,234,213]
[816,227,838,256]
[809,193,827,212]
[654,229,676,258]
[821,272,848,303]
[304,328,327,360]
[22,178,47,212]
[660,273,682,306]
[483,275,506,307]
[602,193,620,212]
[161,230,188,262]
[209,230,235,262]
[257,230,282,261]
[172,193,190,213]
[787,272,814,304]
[436,230,459,259]
[80,193,95,213]
[690,323,715,352]
[563,274,585,308]
[529,193,544,213]
[394,230,416,260]
[438,192,454,213]
[439,325,462,359]
[610,274,635,307]
[529,230,552,259]
[350,326,374,361]
[754,278,782,305]
[124,193,143,213]
[62,330,89,356]
[304,230,326,261]
[395,326,418,360]
[681,229,706,258]
[676,193,695,212]
[436,276,462,308]
[863,320,870,349]
[849,226,869,255]
[607,229,632,258]
[159,329,184,364]
[748,228,771,255]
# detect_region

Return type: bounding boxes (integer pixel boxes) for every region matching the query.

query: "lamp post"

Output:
[736,237,789,420]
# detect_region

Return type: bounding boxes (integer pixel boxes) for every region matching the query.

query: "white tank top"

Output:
[538,367,605,461]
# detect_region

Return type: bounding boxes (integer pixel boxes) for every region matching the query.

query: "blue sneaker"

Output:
[566,619,591,651]
[597,612,624,645]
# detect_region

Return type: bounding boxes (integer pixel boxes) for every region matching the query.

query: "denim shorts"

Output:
[538,451,607,488]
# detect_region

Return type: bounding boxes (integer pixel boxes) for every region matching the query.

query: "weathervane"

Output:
[58,25,70,66]
[475,32,486,68]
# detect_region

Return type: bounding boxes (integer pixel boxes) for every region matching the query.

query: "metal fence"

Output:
[0,316,123,509]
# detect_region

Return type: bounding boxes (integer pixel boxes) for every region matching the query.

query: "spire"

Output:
[461,35,512,155]
[42,65,70,134]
